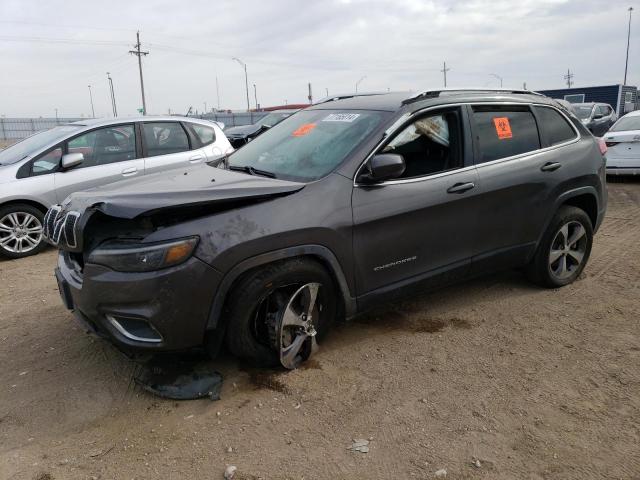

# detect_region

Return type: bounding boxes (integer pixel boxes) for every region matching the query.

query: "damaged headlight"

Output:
[88,237,199,272]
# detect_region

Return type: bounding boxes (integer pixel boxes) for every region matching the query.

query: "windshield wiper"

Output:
[228,164,276,178]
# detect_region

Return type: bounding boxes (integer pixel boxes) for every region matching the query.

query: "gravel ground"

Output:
[1,180,639,480]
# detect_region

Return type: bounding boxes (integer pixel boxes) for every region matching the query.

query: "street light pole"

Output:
[88,85,95,117]
[232,57,250,111]
[355,76,366,92]
[490,73,503,87]
[624,7,634,85]
[253,83,258,109]
[107,72,117,117]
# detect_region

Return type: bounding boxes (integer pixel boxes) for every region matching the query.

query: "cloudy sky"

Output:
[0,0,637,117]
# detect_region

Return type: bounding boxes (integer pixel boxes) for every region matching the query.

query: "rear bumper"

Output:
[55,251,222,352]
[606,166,640,175]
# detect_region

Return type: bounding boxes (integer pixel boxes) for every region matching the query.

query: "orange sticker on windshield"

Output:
[493,117,512,139]
[292,123,316,137]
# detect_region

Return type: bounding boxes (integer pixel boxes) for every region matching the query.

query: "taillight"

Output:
[596,137,607,155]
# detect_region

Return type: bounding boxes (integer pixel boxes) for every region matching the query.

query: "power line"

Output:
[129,31,149,115]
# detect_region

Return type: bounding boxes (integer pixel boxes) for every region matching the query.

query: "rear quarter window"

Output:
[534,106,577,146]
[472,107,541,163]
[189,124,216,146]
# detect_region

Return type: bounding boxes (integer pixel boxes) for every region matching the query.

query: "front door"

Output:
[352,107,479,300]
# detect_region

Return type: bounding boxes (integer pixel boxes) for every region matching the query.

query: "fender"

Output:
[206,244,356,330]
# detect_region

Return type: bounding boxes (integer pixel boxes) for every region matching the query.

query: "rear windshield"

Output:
[610,116,640,132]
[227,110,385,181]
[573,106,593,120]
[0,125,81,165]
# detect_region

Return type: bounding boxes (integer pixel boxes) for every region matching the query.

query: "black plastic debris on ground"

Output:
[134,356,223,401]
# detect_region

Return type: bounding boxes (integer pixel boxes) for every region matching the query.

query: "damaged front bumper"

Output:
[55,250,223,352]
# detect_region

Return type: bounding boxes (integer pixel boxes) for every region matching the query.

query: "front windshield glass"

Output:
[228,110,385,181]
[0,125,81,165]
[573,106,593,120]
[259,112,293,127]
[610,116,640,132]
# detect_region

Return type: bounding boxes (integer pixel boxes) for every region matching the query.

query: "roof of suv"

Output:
[309,89,558,112]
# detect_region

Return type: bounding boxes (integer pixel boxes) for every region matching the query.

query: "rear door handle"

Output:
[447,182,475,194]
[121,167,138,176]
[189,155,204,163]
[541,162,562,172]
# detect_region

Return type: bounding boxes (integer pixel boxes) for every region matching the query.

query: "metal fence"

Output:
[0,113,269,145]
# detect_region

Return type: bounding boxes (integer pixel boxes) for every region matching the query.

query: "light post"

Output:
[355,76,366,92]
[253,83,258,110]
[490,73,503,87]
[232,57,250,111]
[107,72,117,117]
[624,7,634,85]
[88,85,95,117]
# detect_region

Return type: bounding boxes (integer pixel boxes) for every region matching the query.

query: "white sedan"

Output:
[604,110,640,175]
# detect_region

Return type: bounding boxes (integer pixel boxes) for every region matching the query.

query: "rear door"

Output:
[53,124,143,203]
[468,104,580,272]
[141,121,203,174]
[352,106,479,300]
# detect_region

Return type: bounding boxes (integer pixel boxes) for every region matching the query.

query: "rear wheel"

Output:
[224,258,337,369]
[0,204,47,259]
[526,206,593,288]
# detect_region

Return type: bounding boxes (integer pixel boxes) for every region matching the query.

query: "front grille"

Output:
[43,205,82,250]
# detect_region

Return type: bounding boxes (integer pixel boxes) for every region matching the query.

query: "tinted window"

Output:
[190,124,216,145]
[598,105,610,116]
[32,147,62,175]
[382,110,462,178]
[142,122,190,157]
[66,125,136,168]
[535,106,576,146]
[472,108,540,163]
[573,105,593,119]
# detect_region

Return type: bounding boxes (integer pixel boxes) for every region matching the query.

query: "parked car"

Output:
[604,110,640,175]
[0,116,232,259]
[571,102,617,136]
[224,109,298,148]
[47,89,607,369]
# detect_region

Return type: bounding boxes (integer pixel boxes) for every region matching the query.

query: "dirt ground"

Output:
[1,181,639,480]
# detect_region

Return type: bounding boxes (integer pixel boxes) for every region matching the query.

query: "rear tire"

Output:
[0,204,47,259]
[526,206,593,288]
[224,258,337,368]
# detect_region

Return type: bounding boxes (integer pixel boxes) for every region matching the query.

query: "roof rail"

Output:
[313,91,392,105]
[402,88,547,105]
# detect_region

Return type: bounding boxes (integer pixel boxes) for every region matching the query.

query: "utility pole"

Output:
[307,83,313,104]
[441,61,450,88]
[216,76,220,110]
[107,72,117,117]
[55,108,58,123]
[88,85,95,117]
[325,88,329,97]
[129,31,149,115]
[355,76,366,92]
[232,57,250,111]
[490,73,503,87]
[204,102,208,114]
[564,69,574,88]
[253,83,258,110]
[624,7,634,85]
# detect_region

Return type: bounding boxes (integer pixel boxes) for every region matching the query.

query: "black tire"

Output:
[526,206,593,288]
[224,258,338,367]
[0,203,47,260]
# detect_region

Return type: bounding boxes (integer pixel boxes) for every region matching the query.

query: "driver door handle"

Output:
[189,154,204,163]
[541,162,562,172]
[121,167,138,176]
[447,182,475,194]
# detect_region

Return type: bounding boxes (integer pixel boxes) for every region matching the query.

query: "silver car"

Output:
[0,116,233,259]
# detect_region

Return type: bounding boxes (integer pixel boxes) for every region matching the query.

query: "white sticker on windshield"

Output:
[322,113,361,122]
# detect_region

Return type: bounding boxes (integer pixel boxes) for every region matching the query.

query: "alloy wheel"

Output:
[548,221,588,280]
[0,212,44,254]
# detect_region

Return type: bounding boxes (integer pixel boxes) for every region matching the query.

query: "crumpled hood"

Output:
[224,124,262,138]
[61,163,305,219]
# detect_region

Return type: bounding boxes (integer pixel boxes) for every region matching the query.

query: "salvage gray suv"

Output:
[45,90,608,370]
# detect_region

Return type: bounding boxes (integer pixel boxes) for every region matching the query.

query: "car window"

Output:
[382,110,462,178]
[535,106,576,146]
[66,125,137,169]
[472,107,540,163]
[190,124,216,146]
[598,105,610,116]
[610,115,640,132]
[32,147,62,175]
[142,122,190,157]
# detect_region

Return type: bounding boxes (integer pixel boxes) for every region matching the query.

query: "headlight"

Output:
[88,237,199,272]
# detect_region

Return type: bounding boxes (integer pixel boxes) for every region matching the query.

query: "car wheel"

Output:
[526,206,593,288]
[224,258,337,369]
[0,204,47,259]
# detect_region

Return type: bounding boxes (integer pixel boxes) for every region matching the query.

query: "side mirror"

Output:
[357,153,406,184]
[61,152,84,169]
